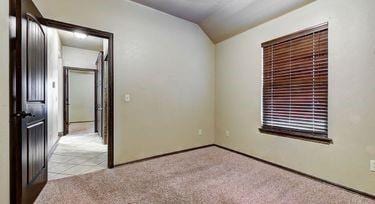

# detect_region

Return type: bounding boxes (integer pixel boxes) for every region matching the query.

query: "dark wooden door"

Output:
[63,67,70,135]
[19,13,48,203]
[10,1,48,203]
[95,52,104,138]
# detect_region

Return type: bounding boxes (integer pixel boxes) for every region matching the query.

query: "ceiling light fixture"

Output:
[74,31,88,39]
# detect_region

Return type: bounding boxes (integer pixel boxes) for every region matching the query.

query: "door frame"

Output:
[63,67,98,135]
[39,18,115,169]
[9,13,115,203]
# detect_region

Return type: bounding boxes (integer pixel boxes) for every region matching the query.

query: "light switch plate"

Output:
[198,129,203,136]
[225,130,230,137]
[124,94,131,102]
[370,160,375,172]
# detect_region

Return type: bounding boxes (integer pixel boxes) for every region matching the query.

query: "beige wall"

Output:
[47,27,62,150]
[33,0,216,164]
[61,46,98,129]
[0,0,9,202]
[62,46,98,69]
[69,71,95,122]
[215,0,375,195]
[0,0,371,201]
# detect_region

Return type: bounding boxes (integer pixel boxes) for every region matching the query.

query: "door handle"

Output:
[15,111,35,118]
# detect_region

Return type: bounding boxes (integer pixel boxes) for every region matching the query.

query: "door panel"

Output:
[27,17,45,102]
[96,52,104,138]
[20,13,48,203]
[63,67,69,135]
[26,121,46,184]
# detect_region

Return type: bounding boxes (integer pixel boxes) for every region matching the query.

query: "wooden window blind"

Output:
[260,23,329,141]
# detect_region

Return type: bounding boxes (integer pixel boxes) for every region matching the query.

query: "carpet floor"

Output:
[36,146,374,204]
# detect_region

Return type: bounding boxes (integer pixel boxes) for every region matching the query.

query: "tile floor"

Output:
[48,123,107,180]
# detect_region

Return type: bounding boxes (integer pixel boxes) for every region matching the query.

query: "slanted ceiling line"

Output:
[130,0,316,43]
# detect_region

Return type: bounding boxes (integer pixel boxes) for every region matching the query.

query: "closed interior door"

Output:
[63,67,69,134]
[69,70,95,123]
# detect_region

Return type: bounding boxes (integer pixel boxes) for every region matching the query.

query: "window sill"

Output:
[259,127,332,144]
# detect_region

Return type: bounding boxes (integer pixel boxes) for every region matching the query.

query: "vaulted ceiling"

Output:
[131,0,315,43]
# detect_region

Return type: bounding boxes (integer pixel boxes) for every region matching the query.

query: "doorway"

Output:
[41,19,114,169]
[48,64,105,180]
[63,67,98,136]
[9,0,114,201]
[45,26,110,180]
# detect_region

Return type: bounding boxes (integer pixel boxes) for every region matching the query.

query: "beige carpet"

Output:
[36,146,374,204]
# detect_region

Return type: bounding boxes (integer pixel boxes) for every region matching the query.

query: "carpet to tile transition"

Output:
[36,146,374,204]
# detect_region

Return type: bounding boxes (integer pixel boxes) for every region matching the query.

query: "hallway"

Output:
[48,123,107,180]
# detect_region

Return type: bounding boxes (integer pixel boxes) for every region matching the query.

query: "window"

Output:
[260,23,330,142]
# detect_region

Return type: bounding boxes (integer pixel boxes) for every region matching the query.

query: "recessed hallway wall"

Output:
[47,27,62,151]
[62,46,99,69]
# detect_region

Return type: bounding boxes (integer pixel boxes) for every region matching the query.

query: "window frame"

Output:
[259,23,331,143]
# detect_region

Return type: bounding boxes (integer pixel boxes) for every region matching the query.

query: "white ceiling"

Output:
[57,29,103,51]
[131,0,315,43]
